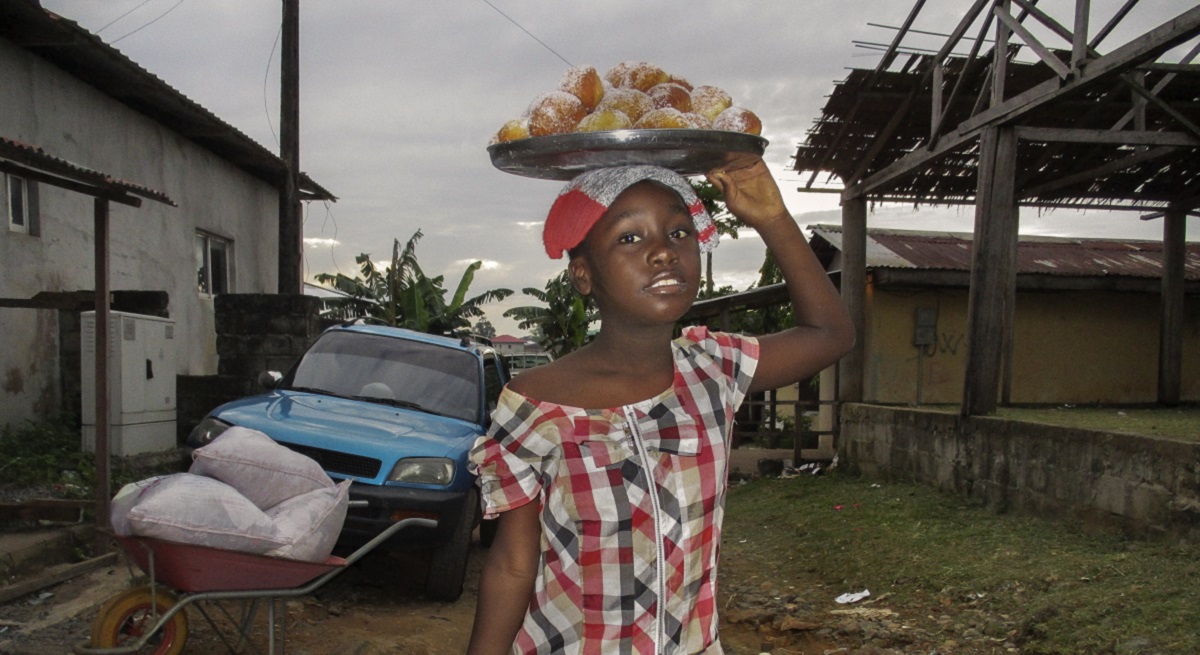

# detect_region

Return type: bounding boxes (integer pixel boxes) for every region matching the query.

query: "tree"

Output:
[504,270,596,358]
[473,316,497,340]
[690,179,744,296]
[314,230,512,336]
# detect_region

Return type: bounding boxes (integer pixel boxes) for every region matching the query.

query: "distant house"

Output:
[491,335,542,355]
[0,4,333,430]
[808,225,1200,405]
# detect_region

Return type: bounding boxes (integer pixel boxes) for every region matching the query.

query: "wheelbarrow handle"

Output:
[340,516,437,568]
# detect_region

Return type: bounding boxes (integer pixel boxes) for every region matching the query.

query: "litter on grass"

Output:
[835,589,870,604]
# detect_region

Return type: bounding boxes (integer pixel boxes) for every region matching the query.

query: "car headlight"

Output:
[186,416,232,449]
[388,458,454,485]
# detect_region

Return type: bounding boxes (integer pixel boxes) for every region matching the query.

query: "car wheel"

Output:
[425,488,476,602]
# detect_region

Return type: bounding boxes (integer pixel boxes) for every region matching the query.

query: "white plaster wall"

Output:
[0,39,281,426]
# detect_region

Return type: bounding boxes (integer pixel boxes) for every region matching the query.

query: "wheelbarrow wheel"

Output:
[90,585,188,655]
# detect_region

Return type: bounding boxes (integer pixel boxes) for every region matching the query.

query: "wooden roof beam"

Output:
[961,6,1200,134]
[845,0,997,186]
[1014,126,1200,146]
[1090,0,1141,51]
[930,11,995,146]
[1019,144,1177,199]
[804,1,930,189]
[1120,73,1200,140]
[1007,0,1200,139]
[996,3,1072,80]
[844,5,1200,202]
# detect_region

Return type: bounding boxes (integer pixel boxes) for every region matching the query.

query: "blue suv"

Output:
[186,323,508,601]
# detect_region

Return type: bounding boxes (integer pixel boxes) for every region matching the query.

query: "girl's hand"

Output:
[705,156,790,230]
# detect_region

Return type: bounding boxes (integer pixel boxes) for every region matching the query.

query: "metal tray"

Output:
[488,129,768,180]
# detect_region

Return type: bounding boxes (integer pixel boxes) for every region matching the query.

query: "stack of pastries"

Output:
[491,61,762,144]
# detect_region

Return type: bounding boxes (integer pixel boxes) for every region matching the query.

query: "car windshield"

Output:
[286,331,482,424]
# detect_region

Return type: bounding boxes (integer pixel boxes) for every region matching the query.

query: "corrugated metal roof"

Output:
[0,136,175,206]
[810,224,1200,280]
[0,2,335,202]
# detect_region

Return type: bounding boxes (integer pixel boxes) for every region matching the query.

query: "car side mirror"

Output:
[258,370,283,388]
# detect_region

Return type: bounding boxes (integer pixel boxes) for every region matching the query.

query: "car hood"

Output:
[211,391,482,459]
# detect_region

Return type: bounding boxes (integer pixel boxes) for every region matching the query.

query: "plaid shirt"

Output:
[470,327,759,655]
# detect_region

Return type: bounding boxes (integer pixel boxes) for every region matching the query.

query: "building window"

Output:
[6,174,30,234]
[195,232,232,295]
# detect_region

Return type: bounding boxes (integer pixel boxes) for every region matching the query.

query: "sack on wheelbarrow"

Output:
[111,474,351,563]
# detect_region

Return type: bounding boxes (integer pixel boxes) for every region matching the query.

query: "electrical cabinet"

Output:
[81,311,177,456]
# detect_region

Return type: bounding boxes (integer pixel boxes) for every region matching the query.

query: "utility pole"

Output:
[279,0,302,293]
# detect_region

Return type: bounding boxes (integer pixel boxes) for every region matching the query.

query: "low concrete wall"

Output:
[839,403,1200,542]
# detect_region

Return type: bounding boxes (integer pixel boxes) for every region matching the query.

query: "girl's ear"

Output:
[568,256,592,296]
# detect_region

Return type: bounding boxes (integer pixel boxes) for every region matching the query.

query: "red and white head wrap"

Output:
[542,165,719,259]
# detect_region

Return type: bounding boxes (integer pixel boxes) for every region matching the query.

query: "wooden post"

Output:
[278,0,302,294]
[93,197,111,552]
[1158,208,1185,406]
[962,126,1019,417]
[1000,198,1019,406]
[1072,0,1091,71]
[839,195,867,403]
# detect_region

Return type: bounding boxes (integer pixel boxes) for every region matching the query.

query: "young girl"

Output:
[467,156,854,655]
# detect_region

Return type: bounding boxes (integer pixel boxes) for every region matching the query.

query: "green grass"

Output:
[0,418,155,500]
[0,418,94,494]
[918,404,1200,441]
[724,473,1200,654]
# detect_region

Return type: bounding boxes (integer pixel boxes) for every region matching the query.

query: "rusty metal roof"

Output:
[0,136,175,206]
[0,1,335,202]
[810,224,1200,280]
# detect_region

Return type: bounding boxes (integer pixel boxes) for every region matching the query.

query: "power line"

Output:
[110,0,188,45]
[264,24,282,149]
[479,0,572,68]
[96,0,156,34]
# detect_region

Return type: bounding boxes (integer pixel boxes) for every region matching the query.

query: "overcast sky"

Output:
[41,0,1200,336]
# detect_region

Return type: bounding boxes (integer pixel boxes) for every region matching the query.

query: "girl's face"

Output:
[569,180,702,327]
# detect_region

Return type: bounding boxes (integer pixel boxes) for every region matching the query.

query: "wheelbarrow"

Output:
[74,515,437,655]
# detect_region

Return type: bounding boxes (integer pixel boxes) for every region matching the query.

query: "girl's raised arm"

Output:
[706,157,855,393]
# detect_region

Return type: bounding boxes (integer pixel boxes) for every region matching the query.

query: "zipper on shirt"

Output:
[623,405,667,655]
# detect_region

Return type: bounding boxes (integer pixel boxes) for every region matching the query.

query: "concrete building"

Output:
[0,3,332,431]
[809,225,1200,406]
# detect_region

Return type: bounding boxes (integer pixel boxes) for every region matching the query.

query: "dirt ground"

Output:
[0,451,922,654]
[1,533,804,653]
[0,535,819,655]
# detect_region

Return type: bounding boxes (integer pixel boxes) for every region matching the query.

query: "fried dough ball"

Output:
[526,91,587,137]
[605,60,669,92]
[681,112,712,129]
[493,62,762,142]
[594,87,654,124]
[603,61,635,88]
[633,107,692,129]
[574,109,633,133]
[712,106,762,135]
[690,85,733,123]
[560,65,605,112]
[491,117,530,144]
[667,74,693,92]
[647,82,692,113]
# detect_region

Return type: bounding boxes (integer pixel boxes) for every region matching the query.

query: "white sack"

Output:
[126,473,288,554]
[265,479,352,562]
[190,426,333,510]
